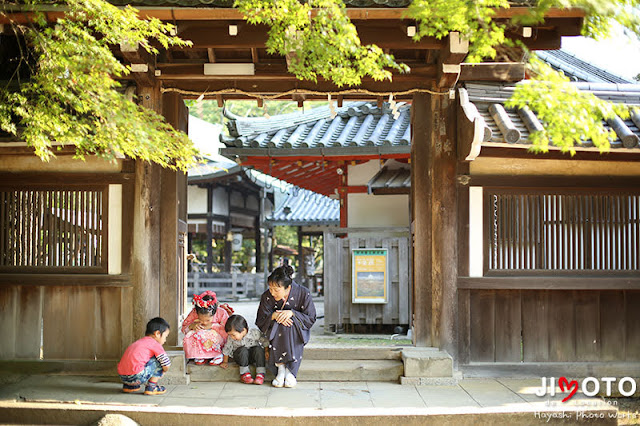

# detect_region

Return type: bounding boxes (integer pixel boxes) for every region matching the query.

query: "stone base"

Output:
[401,348,453,378]
[400,371,462,386]
[163,352,189,385]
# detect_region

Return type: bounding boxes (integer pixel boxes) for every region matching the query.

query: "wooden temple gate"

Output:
[0,3,601,369]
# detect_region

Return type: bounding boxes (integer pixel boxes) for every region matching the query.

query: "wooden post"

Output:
[410,92,458,354]
[254,215,261,272]
[232,271,238,300]
[206,186,214,274]
[159,91,189,345]
[131,83,162,339]
[297,226,305,286]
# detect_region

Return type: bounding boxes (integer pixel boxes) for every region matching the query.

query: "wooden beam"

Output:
[207,48,216,63]
[440,32,469,65]
[156,61,437,80]
[462,174,640,189]
[157,77,439,100]
[0,172,134,186]
[0,7,587,25]
[459,62,525,82]
[458,277,640,290]
[119,42,156,86]
[178,23,442,49]
[0,274,131,287]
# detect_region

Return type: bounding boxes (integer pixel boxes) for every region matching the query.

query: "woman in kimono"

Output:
[256,265,316,388]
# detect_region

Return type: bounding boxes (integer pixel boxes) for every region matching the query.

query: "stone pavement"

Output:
[0,374,621,425]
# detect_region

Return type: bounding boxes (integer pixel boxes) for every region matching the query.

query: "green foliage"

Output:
[234,0,408,86]
[0,0,199,170]
[506,58,630,154]
[185,99,303,127]
[407,0,510,62]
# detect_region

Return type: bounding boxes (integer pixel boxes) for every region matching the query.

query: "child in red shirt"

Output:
[117,317,172,395]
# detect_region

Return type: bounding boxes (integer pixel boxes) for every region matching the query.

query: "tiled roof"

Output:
[463,82,640,151]
[221,101,411,152]
[267,187,339,226]
[187,159,239,182]
[536,50,633,84]
[368,163,411,193]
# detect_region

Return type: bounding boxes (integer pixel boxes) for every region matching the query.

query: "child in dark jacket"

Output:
[117,317,172,395]
[220,314,268,385]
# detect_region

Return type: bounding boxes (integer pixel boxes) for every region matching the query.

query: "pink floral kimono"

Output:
[181,307,229,360]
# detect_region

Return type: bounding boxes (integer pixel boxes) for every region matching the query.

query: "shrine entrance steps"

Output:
[165,346,459,385]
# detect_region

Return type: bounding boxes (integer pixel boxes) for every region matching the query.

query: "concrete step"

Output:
[188,359,404,382]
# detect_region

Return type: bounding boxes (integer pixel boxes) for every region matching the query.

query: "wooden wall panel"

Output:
[625,291,640,360]
[398,238,410,324]
[522,290,549,362]
[599,291,625,361]
[0,286,17,359]
[16,286,43,359]
[324,232,410,328]
[96,287,123,359]
[470,290,495,362]
[43,286,68,359]
[65,287,97,359]
[548,290,576,361]
[494,290,521,362]
[574,291,600,361]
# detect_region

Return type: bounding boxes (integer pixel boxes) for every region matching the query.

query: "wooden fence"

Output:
[324,229,411,327]
[187,272,264,301]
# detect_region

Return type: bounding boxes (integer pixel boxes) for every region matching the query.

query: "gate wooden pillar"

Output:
[410,92,458,356]
[161,91,189,346]
[132,83,163,340]
[131,86,188,345]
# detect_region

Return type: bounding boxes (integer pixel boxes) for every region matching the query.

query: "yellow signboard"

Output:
[352,249,388,304]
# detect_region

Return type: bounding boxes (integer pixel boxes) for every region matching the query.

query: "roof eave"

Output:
[221,146,411,158]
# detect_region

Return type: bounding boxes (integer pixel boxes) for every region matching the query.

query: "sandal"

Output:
[122,383,142,393]
[144,382,167,395]
[194,359,206,365]
[209,355,223,366]
[240,372,254,384]
[254,374,264,385]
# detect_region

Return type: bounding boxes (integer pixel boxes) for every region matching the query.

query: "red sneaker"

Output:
[254,374,264,385]
[240,372,254,384]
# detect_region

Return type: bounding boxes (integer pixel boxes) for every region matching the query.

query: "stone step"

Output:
[188,359,404,382]
[303,346,404,360]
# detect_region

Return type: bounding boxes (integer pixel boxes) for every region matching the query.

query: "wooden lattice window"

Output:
[485,190,640,273]
[0,187,108,273]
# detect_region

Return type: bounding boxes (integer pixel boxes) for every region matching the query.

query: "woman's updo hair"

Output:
[268,265,294,288]
[195,294,217,315]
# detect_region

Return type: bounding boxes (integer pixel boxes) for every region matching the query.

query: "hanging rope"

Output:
[162,86,449,100]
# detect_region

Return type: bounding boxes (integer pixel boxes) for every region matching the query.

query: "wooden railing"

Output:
[187,272,264,301]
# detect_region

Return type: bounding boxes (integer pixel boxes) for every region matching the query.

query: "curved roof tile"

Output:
[268,188,339,226]
[222,101,411,150]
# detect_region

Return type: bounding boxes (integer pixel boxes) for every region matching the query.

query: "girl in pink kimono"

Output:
[182,291,230,365]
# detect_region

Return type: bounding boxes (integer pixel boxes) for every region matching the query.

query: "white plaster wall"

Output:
[348,193,409,227]
[188,186,208,214]
[108,184,122,275]
[348,160,380,185]
[469,187,483,277]
[212,187,229,215]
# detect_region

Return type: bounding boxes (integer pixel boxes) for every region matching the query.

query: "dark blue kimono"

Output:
[255,282,316,377]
